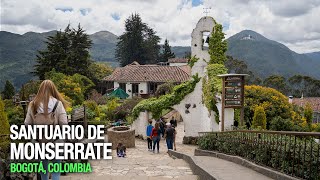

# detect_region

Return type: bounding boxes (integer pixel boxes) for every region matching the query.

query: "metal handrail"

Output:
[199,130,320,137]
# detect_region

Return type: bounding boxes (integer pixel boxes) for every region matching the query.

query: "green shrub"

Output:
[198,132,319,179]
[0,97,10,135]
[252,106,267,129]
[83,100,100,117]
[270,116,293,131]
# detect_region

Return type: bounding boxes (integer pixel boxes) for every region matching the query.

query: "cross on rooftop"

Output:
[203,7,211,16]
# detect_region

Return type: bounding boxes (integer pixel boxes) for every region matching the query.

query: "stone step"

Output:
[60,175,199,180]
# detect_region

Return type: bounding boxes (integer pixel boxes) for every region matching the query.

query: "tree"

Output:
[88,62,113,84]
[34,24,92,79]
[263,75,289,95]
[224,56,256,84]
[159,39,175,62]
[252,106,267,129]
[208,22,228,64]
[244,85,293,129]
[115,13,160,66]
[288,75,320,97]
[304,103,313,125]
[1,80,15,99]
[45,70,94,105]
[0,97,10,134]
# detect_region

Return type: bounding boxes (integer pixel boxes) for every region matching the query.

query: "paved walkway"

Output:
[62,122,197,180]
[193,156,272,180]
[63,121,274,180]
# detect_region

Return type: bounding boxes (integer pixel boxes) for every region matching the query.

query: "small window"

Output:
[132,83,139,94]
[202,31,210,50]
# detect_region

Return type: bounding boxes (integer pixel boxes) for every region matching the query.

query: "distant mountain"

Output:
[0,30,118,89]
[171,46,190,58]
[305,52,320,61]
[0,29,319,90]
[226,30,320,79]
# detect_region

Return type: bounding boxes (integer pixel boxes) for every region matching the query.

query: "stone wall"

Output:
[107,126,135,149]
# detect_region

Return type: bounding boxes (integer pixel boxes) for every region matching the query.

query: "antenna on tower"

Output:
[203,7,211,16]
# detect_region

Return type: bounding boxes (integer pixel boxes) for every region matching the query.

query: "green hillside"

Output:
[226,30,320,79]
[0,29,319,90]
[0,30,118,89]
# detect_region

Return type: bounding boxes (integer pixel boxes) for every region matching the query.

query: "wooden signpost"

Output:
[218,74,248,131]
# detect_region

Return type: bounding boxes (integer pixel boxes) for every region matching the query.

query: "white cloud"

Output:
[1,0,320,53]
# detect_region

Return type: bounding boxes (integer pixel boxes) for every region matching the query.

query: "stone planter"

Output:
[107,126,135,149]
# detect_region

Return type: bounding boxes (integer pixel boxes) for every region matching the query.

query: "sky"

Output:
[1,0,320,53]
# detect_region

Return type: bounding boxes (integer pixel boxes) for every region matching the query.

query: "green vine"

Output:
[188,55,199,68]
[202,64,227,124]
[201,19,228,124]
[132,74,201,119]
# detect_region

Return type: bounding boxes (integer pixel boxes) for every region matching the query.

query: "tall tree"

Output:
[263,75,289,95]
[1,80,15,99]
[224,56,256,84]
[288,75,320,97]
[34,24,92,79]
[115,13,160,66]
[159,39,175,62]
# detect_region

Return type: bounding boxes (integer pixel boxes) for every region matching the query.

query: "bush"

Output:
[198,132,320,179]
[0,97,10,135]
[244,85,293,129]
[252,106,267,129]
[88,89,107,105]
[270,116,293,131]
[98,98,120,121]
[155,82,174,96]
[83,100,100,117]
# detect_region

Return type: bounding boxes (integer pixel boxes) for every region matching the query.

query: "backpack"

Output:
[165,127,174,139]
[32,101,59,143]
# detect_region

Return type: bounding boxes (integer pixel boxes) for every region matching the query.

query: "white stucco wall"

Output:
[126,83,132,98]
[114,82,119,89]
[170,63,188,66]
[139,82,148,94]
[131,111,153,139]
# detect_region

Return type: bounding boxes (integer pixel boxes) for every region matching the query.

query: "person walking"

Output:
[170,116,177,128]
[146,120,153,151]
[164,122,176,152]
[24,80,68,180]
[151,122,161,153]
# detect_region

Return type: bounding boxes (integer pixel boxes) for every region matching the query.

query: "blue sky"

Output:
[192,0,203,7]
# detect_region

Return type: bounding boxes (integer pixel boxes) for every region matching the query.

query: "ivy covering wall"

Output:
[132,74,200,119]
[202,21,228,124]
[202,64,227,123]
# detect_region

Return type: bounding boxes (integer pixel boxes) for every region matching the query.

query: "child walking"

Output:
[146,120,153,151]
[151,122,161,153]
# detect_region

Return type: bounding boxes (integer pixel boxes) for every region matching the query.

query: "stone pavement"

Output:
[192,156,273,180]
[62,121,274,180]
[62,122,198,180]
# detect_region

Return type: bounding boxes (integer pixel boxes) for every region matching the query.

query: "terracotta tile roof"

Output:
[178,65,191,75]
[292,97,320,111]
[104,64,190,82]
[168,58,188,63]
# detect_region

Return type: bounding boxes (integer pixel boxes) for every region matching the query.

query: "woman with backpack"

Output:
[25,80,68,180]
[150,122,161,153]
